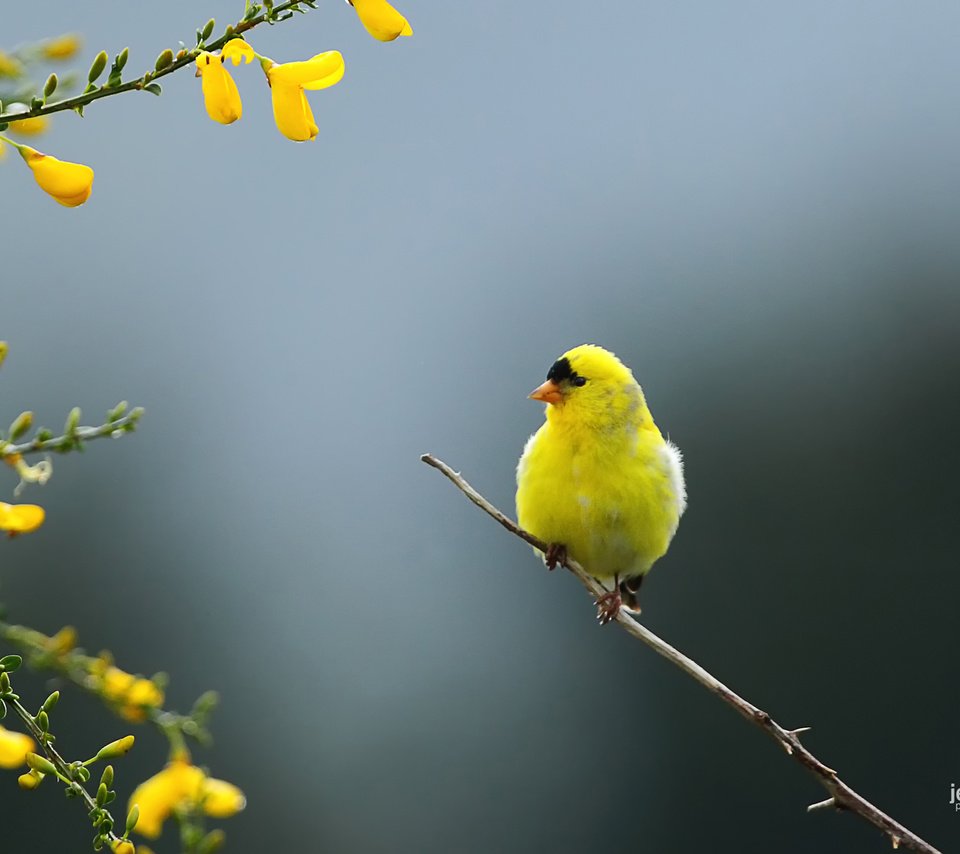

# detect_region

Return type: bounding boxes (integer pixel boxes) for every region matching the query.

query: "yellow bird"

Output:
[516,345,686,623]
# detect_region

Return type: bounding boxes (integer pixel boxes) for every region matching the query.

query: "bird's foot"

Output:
[594,588,622,626]
[544,543,567,571]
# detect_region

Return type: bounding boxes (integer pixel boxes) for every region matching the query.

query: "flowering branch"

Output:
[0,620,218,748]
[0,655,138,852]
[0,0,316,126]
[0,406,142,459]
[420,453,942,854]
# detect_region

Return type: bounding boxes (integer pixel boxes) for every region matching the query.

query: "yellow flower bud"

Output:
[0,725,35,769]
[111,841,135,854]
[8,411,33,440]
[265,52,344,142]
[0,502,45,535]
[92,734,136,762]
[18,768,45,789]
[25,751,58,776]
[195,52,242,125]
[16,146,94,207]
[349,0,413,42]
[42,34,83,60]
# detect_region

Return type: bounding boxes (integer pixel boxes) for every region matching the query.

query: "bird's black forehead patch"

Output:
[547,357,579,383]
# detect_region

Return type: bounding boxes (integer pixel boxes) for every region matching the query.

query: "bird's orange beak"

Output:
[528,379,563,405]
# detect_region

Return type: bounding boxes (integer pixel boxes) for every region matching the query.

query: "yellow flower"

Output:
[348,0,413,42]
[0,51,23,78]
[221,39,256,67]
[0,725,35,769]
[18,769,45,789]
[46,625,77,655]
[8,115,50,137]
[0,502,45,536]
[100,667,164,722]
[42,34,82,60]
[14,145,93,207]
[202,776,248,818]
[195,51,243,124]
[4,451,53,495]
[264,52,345,142]
[130,757,246,839]
[111,841,135,854]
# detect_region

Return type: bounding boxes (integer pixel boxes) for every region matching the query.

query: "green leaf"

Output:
[143,83,162,96]
[0,654,23,672]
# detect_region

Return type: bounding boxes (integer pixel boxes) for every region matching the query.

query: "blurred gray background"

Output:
[3,1,959,851]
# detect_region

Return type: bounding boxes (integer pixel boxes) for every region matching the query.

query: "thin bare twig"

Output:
[420,453,940,854]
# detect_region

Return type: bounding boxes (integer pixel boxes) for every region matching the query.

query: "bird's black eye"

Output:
[571,375,587,387]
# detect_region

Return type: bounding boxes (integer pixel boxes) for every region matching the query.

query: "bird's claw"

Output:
[594,589,622,625]
[544,543,567,571]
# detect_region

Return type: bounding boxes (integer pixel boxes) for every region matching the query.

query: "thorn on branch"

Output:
[807,797,837,813]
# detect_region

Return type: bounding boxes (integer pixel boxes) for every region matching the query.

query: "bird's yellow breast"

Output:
[516,419,684,581]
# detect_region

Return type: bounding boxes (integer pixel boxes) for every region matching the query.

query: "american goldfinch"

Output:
[516,345,686,623]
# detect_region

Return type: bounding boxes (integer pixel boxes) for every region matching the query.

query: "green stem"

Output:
[7,694,122,847]
[0,133,27,153]
[0,0,312,125]
[0,410,142,458]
